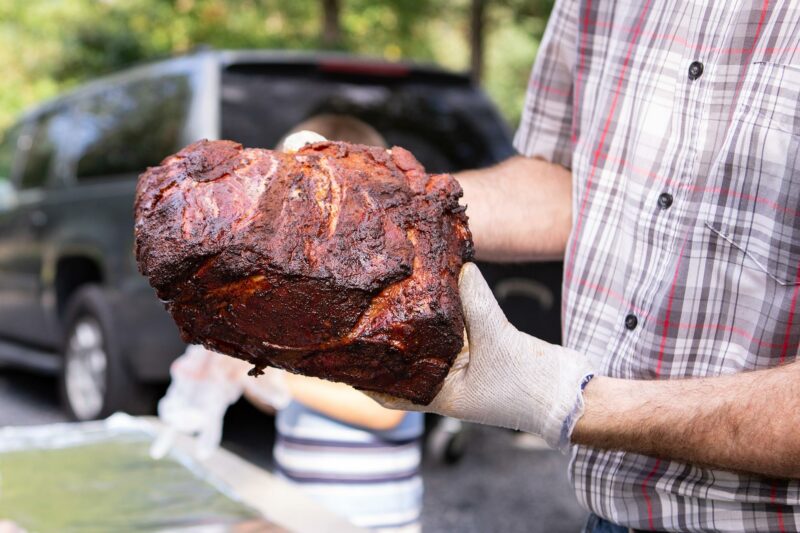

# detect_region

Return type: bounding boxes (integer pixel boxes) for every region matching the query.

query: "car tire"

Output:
[426,416,468,466]
[59,284,154,421]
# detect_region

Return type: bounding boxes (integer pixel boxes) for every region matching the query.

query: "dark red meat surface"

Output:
[134,139,472,404]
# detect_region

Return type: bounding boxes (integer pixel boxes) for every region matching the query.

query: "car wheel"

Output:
[59,285,152,421]
[426,416,468,466]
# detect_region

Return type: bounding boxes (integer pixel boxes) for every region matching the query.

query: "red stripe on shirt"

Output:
[530,78,571,97]
[573,0,593,143]
[770,482,786,533]
[576,275,800,351]
[641,458,662,530]
[656,237,689,378]
[587,5,792,58]
[576,277,653,319]
[565,0,655,284]
[597,151,800,218]
[675,322,799,351]
[780,263,800,364]
[575,272,800,351]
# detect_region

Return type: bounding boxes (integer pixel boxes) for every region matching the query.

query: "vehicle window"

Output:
[75,74,192,180]
[19,112,59,190]
[221,70,514,174]
[0,123,22,183]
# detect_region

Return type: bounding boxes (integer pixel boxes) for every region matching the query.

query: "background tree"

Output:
[470,0,486,83]
[0,0,554,130]
[321,0,343,49]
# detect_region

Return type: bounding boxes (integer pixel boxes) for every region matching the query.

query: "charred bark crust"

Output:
[135,139,473,404]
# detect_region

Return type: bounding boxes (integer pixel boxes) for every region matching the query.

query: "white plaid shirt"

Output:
[514,0,800,531]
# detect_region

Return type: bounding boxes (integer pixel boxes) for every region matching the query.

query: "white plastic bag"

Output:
[150,345,245,460]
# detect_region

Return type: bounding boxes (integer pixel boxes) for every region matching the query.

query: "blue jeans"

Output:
[584,513,666,533]
[584,514,630,533]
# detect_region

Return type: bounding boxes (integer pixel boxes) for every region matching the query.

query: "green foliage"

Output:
[0,0,553,131]
[485,0,552,125]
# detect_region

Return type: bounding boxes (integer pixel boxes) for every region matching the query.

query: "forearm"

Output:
[284,374,406,430]
[455,155,572,262]
[572,361,800,478]
[242,385,277,415]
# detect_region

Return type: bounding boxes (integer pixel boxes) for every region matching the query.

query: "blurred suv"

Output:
[0,50,563,421]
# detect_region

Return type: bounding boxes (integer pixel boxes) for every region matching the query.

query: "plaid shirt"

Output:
[514,0,800,531]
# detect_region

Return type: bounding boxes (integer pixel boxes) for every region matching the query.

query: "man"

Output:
[374,1,800,531]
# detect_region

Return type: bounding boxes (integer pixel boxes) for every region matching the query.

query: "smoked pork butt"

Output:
[134,139,472,404]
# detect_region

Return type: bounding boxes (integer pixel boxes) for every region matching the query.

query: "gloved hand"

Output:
[150,345,247,460]
[370,263,595,450]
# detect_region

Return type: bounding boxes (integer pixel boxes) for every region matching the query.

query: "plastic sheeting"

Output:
[0,414,277,532]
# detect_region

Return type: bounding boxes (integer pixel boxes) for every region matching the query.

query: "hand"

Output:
[150,345,247,460]
[370,263,595,450]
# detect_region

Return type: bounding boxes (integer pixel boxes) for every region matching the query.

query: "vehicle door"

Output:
[53,71,196,379]
[0,122,26,339]
[63,71,195,287]
[0,110,62,344]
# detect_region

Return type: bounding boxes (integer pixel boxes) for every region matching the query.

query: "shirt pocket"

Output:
[701,61,800,287]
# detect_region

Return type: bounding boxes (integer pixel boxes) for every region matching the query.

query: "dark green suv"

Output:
[0,50,528,421]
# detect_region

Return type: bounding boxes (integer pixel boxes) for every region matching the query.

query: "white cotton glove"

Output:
[371,263,595,450]
[282,130,327,152]
[150,345,246,460]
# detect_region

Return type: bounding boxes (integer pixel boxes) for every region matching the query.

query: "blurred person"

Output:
[155,115,424,533]
[365,2,800,533]
[255,366,423,533]
[276,114,385,149]
[159,345,424,533]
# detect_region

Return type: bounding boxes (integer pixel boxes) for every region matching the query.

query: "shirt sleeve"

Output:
[513,0,580,170]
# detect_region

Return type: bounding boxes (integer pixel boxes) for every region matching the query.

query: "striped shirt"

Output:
[274,401,424,531]
[514,0,800,531]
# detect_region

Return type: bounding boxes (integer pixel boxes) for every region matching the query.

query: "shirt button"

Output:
[625,314,638,330]
[688,61,704,80]
[657,192,673,209]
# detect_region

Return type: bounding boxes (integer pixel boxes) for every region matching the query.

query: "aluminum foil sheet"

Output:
[0,414,277,532]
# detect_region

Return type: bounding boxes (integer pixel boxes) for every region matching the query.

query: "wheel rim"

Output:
[65,317,107,420]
